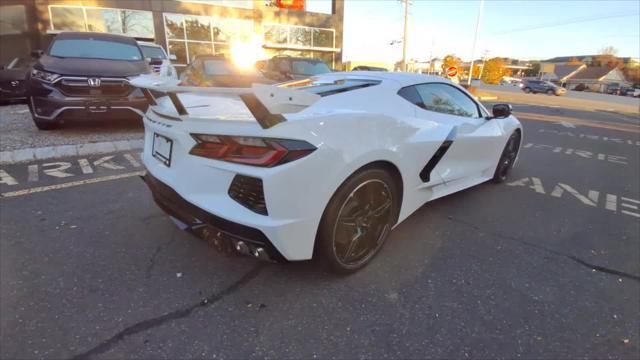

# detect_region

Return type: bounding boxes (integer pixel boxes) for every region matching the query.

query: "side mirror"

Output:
[30,50,43,59]
[490,103,512,119]
[169,54,177,61]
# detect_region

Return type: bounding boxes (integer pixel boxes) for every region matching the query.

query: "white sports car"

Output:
[131,72,522,273]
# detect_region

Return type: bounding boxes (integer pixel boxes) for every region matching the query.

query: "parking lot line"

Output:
[0,171,145,198]
[516,111,640,133]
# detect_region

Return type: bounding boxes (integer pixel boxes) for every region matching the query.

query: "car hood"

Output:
[37,55,149,77]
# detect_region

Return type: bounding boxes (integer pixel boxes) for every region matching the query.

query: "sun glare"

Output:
[230,37,267,71]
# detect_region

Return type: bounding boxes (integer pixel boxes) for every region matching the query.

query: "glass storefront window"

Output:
[214,19,252,43]
[185,16,211,42]
[312,28,333,48]
[187,42,213,59]
[264,24,335,49]
[86,8,122,33]
[50,7,85,31]
[50,6,154,38]
[163,13,253,65]
[0,5,28,35]
[164,14,185,40]
[168,41,187,64]
[264,24,288,45]
[213,44,230,56]
[290,27,312,47]
[121,10,154,38]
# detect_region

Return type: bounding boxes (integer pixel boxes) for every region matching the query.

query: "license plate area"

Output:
[86,100,108,112]
[152,133,173,167]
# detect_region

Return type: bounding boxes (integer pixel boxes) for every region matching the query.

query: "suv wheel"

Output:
[523,87,531,93]
[546,89,555,96]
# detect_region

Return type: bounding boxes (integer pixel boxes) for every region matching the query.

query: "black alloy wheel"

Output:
[317,168,398,273]
[493,132,521,183]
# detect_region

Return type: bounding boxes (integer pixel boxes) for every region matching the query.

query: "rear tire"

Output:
[493,131,521,183]
[316,168,399,274]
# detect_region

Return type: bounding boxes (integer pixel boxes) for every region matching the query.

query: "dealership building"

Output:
[0,0,344,69]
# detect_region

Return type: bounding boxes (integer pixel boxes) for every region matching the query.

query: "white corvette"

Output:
[131,72,522,273]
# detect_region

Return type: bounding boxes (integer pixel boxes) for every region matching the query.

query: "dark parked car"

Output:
[521,79,566,96]
[352,65,388,71]
[261,55,332,81]
[28,32,150,130]
[0,57,35,104]
[179,54,274,87]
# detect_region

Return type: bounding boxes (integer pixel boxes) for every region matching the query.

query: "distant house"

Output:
[565,66,629,92]
[543,55,597,65]
[541,64,587,84]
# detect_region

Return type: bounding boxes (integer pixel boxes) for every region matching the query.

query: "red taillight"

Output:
[189,134,316,167]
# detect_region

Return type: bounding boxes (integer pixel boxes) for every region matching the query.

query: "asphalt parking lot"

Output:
[1,104,639,359]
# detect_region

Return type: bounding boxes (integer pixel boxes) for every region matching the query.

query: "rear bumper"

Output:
[142,172,286,262]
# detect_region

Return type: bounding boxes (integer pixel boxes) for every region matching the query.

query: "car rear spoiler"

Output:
[129,75,320,129]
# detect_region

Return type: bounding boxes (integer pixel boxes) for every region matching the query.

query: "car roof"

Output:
[325,71,450,87]
[53,31,137,44]
[137,41,161,47]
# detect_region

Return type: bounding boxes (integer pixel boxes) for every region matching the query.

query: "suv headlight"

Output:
[31,69,60,82]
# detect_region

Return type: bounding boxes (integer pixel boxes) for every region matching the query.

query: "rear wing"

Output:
[129,75,320,129]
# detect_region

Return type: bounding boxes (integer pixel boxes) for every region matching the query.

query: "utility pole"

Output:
[402,0,410,72]
[467,0,484,85]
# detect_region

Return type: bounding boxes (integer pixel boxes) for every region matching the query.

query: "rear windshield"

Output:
[140,45,166,60]
[279,78,380,97]
[291,60,331,76]
[49,39,143,61]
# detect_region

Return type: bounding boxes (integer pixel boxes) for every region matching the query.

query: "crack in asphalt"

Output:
[446,216,640,282]
[70,263,266,360]
[144,229,178,278]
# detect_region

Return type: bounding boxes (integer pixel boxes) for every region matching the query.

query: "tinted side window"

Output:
[398,86,422,106]
[414,83,480,118]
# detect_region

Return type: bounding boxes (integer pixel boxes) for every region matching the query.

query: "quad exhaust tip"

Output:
[235,241,249,255]
[253,247,269,261]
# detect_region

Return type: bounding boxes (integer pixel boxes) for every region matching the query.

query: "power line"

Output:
[492,12,640,35]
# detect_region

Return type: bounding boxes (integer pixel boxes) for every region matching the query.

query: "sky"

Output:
[342,0,640,63]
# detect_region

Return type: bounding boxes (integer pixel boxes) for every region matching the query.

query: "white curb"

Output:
[0,139,144,165]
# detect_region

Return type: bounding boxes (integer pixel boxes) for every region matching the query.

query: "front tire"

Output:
[317,168,399,274]
[547,89,554,96]
[523,87,531,94]
[493,131,521,183]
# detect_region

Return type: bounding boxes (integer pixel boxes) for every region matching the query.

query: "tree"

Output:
[481,57,511,84]
[599,46,619,56]
[441,54,461,74]
[593,54,623,68]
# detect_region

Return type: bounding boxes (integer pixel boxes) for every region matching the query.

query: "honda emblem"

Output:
[87,78,101,87]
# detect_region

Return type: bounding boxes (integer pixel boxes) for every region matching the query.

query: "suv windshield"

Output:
[291,60,331,76]
[140,45,166,60]
[49,39,143,61]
